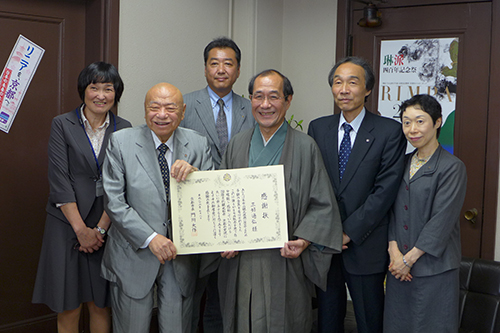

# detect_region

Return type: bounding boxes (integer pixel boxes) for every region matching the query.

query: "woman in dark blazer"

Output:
[32,62,131,332]
[383,94,467,332]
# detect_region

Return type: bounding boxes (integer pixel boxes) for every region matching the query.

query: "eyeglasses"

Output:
[251,94,285,104]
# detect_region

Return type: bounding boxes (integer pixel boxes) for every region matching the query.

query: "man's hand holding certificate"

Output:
[170,165,288,254]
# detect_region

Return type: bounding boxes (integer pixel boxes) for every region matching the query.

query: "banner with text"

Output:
[0,35,45,133]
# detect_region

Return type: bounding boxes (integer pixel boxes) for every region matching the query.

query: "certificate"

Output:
[171,165,288,254]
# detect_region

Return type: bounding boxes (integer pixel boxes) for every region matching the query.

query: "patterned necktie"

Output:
[216,98,228,156]
[338,123,353,180]
[158,143,170,199]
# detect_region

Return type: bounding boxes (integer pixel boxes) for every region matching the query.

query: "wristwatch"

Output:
[96,226,107,236]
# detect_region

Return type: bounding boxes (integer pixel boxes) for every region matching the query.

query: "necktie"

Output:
[339,123,353,180]
[216,98,228,156]
[158,143,170,199]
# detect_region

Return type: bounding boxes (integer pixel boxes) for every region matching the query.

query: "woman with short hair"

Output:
[32,62,131,333]
[384,94,467,332]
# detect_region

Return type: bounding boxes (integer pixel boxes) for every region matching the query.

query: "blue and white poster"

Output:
[0,35,45,133]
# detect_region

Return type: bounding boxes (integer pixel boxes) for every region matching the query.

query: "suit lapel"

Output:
[323,115,341,191]
[195,88,219,150]
[231,93,249,136]
[409,146,441,183]
[135,125,166,201]
[400,153,411,188]
[98,111,114,166]
[66,108,100,178]
[338,112,375,193]
[172,128,190,161]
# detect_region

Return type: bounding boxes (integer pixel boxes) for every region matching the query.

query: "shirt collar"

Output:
[80,105,110,130]
[151,129,175,151]
[207,86,232,109]
[339,108,366,133]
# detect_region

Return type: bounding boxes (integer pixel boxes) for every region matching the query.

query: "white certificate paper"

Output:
[171,165,288,254]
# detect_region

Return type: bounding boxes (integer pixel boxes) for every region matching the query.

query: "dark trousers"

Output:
[202,272,223,332]
[192,271,223,333]
[316,254,385,333]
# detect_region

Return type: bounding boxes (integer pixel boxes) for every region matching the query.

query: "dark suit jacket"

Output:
[308,111,406,275]
[389,146,467,277]
[181,87,255,169]
[46,107,131,222]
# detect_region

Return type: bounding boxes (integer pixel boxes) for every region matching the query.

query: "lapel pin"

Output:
[366,139,370,142]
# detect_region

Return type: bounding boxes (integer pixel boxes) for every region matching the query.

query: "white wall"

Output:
[230,0,284,98]
[118,0,338,130]
[118,0,231,125]
[282,0,337,130]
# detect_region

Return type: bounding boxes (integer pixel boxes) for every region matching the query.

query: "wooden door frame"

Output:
[0,0,120,331]
[336,0,499,259]
[85,0,120,65]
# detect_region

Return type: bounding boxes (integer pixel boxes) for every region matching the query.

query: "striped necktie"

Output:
[216,98,228,156]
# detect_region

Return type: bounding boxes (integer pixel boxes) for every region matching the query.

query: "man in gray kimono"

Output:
[211,69,343,332]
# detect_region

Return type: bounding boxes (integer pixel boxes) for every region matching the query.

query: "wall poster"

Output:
[0,35,45,133]
[378,38,458,153]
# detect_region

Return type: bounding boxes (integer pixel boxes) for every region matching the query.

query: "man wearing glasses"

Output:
[203,69,342,332]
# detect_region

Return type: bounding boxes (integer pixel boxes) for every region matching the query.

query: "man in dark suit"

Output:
[308,57,406,333]
[180,37,255,332]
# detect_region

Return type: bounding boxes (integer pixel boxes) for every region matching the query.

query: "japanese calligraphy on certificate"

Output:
[0,35,45,133]
[171,165,288,254]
